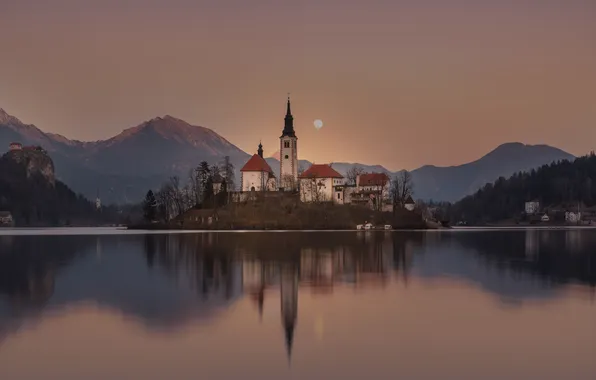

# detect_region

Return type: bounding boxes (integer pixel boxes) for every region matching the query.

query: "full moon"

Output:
[314,119,323,130]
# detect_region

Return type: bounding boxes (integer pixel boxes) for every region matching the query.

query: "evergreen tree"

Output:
[221,156,235,191]
[143,190,158,222]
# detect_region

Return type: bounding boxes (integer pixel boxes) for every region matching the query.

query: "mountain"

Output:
[1,108,576,204]
[1,110,249,203]
[410,143,576,202]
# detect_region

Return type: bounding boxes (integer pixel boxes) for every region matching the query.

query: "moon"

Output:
[314,119,323,130]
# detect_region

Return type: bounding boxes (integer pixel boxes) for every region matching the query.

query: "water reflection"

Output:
[0,230,595,375]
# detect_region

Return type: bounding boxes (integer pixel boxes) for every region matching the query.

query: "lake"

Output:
[0,229,595,379]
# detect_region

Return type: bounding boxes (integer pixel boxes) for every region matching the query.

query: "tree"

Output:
[390,170,414,210]
[281,174,297,192]
[155,184,173,222]
[301,175,324,203]
[143,190,158,222]
[346,166,364,186]
[188,168,202,207]
[197,161,211,201]
[221,156,235,191]
[168,176,185,216]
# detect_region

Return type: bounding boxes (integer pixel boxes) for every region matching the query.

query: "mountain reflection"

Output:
[0,230,595,350]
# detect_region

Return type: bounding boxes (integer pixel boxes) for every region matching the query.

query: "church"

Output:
[240,96,300,192]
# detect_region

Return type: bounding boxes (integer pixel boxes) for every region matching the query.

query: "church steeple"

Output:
[258,141,263,158]
[282,95,296,138]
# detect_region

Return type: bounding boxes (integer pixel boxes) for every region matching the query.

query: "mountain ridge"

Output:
[0,108,576,204]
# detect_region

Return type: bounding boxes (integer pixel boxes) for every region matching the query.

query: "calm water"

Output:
[0,229,595,380]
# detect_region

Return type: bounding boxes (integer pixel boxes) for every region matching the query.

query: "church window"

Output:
[284,141,290,148]
[285,155,289,159]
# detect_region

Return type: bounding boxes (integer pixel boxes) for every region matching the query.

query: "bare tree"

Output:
[346,166,364,186]
[156,183,174,222]
[282,174,297,192]
[371,174,390,211]
[169,176,185,216]
[390,170,414,210]
[301,175,325,203]
[188,168,202,207]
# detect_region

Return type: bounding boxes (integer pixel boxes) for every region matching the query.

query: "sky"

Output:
[0,0,595,170]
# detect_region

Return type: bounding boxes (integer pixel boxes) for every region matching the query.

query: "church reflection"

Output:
[141,232,416,359]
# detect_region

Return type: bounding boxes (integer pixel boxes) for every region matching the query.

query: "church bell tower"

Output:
[280,95,298,191]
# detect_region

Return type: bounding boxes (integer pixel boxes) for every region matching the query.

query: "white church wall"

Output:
[299,177,334,203]
[242,171,267,192]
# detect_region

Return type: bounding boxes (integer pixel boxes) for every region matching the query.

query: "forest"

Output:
[449,153,596,223]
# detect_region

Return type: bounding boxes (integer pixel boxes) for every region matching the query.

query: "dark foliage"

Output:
[450,153,596,223]
[143,190,158,222]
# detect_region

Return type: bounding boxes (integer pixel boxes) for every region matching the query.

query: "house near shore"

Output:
[0,211,14,226]
[525,200,540,215]
[404,196,416,211]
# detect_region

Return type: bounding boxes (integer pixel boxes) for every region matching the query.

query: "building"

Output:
[212,173,225,194]
[240,142,277,192]
[299,164,344,203]
[565,211,581,223]
[356,173,391,194]
[404,196,416,211]
[9,142,22,151]
[0,211,14,226]
[279,96,298,191]
[525,200,540,215]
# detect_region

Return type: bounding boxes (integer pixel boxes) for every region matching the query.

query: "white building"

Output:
[404,196,416,211]
[525,200,540,214]
[299,164,345,203]
[565,211,581,223]
[0,211,13,226]
[279,96,298,191]
[240,143,277,192]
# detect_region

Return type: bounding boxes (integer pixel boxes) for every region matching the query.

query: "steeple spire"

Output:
[258,141,264,158]
[286,94,291,116]
[281,94,296,138]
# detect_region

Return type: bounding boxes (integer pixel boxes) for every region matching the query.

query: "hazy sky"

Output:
[1,0,595,170]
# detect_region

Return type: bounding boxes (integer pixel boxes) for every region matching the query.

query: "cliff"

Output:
[0,148,115,226]
[2,147,55,185]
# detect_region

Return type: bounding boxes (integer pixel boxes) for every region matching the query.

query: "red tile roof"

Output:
[358,173,390,186]
[299,164,343,179]
[241,154,275,174]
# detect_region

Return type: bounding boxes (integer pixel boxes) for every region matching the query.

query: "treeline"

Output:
[143,156,235,222]
[449,153,596,223]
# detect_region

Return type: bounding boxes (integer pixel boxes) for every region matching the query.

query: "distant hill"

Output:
[1,108,576,204]
[449,153,596,223]
[410,143,575,202]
